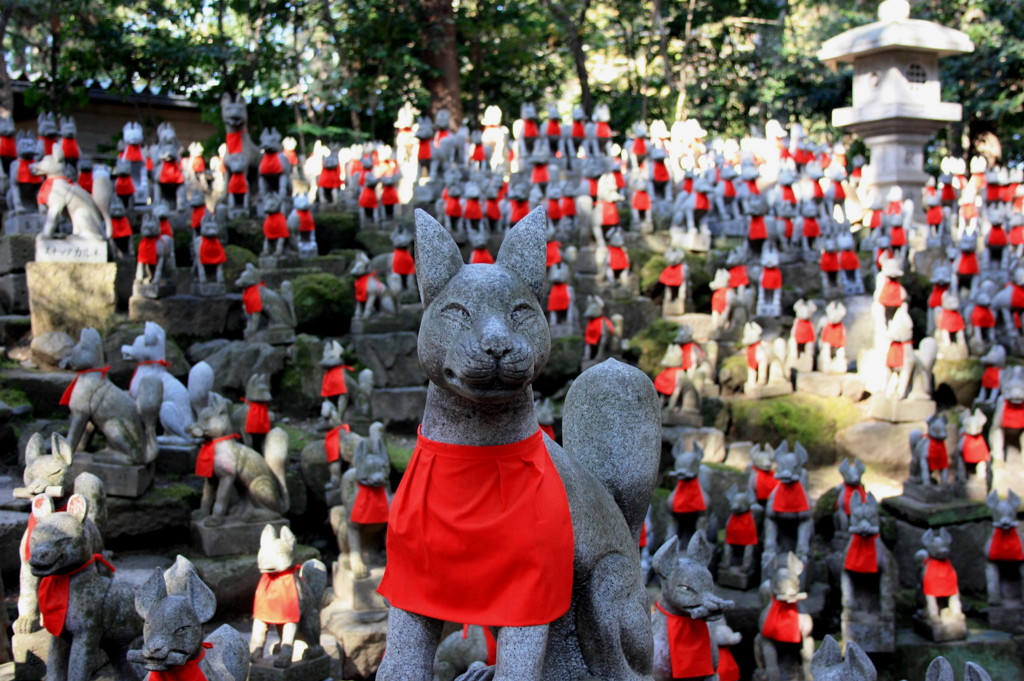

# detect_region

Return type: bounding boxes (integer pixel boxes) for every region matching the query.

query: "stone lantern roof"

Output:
[818,0,974,66]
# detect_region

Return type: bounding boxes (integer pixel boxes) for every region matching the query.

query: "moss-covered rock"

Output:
[933,358,981,406]
[291,273,354,337]
[277,334,326,416]
[225,218,264,255]
[535,336,583,396]
[718,353,749,395]
[684,253,712,311]
[223,244,258,288]
[628,317,681,379]
[356,229,394,257]
[314,211,359,253]
[728,393,862,466]
[639,254,668,295]
[0,387,32,409]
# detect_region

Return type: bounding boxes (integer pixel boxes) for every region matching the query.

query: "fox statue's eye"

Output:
[510,303,537,330]
[441,303,471,325]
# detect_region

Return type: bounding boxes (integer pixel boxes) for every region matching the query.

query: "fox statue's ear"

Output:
[414,208,463,308]
[496,207,547,302]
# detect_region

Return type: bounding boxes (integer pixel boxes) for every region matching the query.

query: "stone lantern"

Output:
[818,0,973,207]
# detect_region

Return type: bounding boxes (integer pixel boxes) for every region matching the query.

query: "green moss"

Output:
[729,394,862,466]
[313,212,359,253]
[278,334,329,416]
[535,336,583,395]
[718,354,749,395]
[355,229,394,256]
[0,388,31,408]
[148,484,201,503]
[291,273,354,336]
[225,217,264,254]
[223,244,258,286]
[277,422,316,453]
[388,442,414,472]
[933,358,982,406]
[628,317,681,378]
[639,254,668,294]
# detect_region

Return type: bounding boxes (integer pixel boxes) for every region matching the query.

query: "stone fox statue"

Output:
[376,207,662,681]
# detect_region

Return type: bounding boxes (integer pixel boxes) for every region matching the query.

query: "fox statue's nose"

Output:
[479,319,513,359]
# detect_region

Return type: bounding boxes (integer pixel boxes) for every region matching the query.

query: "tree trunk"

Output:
[418,0,462,128]
[0,1,14,118]
[542,0,592,115]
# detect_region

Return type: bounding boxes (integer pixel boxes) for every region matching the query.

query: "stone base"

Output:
[743,382,793,399]
[911,611,967,643]
[370,386,427,429]
[681,231,712,252]
[228,208,250,221]
[249,651,330,681]
[26,261,117,337]
[3,213,44,236]
[0,272,29,313]
[297,242,317,259]
[795,372,842,397]
[755,302,782,318]
[902,480,966,504]
[717,565,757,591]
[247,326,296,345]
[988,605,1024,634]
[869,396,936,423]
[660,409,703,427]
[190,281,226,297]
[843,280,866,296]
[132,280,177,299]
[12,630,50,681]
[128,294,242,337]
[155,441,198,476]
[842,611,894,652]
[0,234,36,275]
[70,457,155,498]
[321,602,388,680]
[35,237,107,263]
[331,563,387,612]
[937,342,969,361]
[191,516,288,557]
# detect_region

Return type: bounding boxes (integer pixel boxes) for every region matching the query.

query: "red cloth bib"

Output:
[711,288,728,314]
[195,434,239,477]
[655,602,714,678]
[585,316,615,345]
[60,366,110,406]
[263,213,289,239]
[296,210,315,232]
[530,164,549,185]
[762,598,802,643]
[0,135,14,158]
[927,437,948,471]
[137,237,160,266]
[381,186,399,206]
[243,283,264,314]
[781,185,796,204]
[726,511,758,546]
[654,368,683,396]
[793,319,815,345]
[989,226,1008,247]
[671,478,706,513]
[39,554,116,636]
[821,322,845,348]
[772,481,809,513]
[121,143,143,161]
[982,366,1001,389]
[77,170,93,193]
[244,401,270,434]
[1013,284,1024,310]
[324,424,350,463]
[694,193,710,211]
[890,225,906,247]
[718,647,740,681]
[820,251,839,272]
[115,175,135,196]
[546,241,562,267]
[600,201,620,226]
[260,153,282,175]
[147,644,213,681]
[832,181,846,201]
[199,237,226,265]
[925,206,943,226]
[961,433,990,464]
[972,306,995,328]
[354,273,376,303]
[1005,402,1024,429]
[754,467,778,502]
[879,279,903,307]
[510,200,531,224]
[632,190,651,211]
[939,309,965,333]
[746,343,760,370]
[722,179,737,198]
[729,265,749,288]
[358,186,378,209]
[761,267,782,290]
[392,248,416,276]
[559,196,576,217]
[922,558,958,597]
[191,206,206,229]
[547,283,570,312]
[37,176,69,206]
[130,359,170,387]
[192,156,207,173]
[886,342,906,369]
[655,263,684,289]
[471,248,494,265]
[159,219,173,237]
[253,568,301,624]
[464,198,484,220]
[540,424,556,441]
[225,131,243,155]
[958,252,979,275]
[844,534,879,573]
[159,160,184,184]
[989,528,1024,562]
[321,365,351,397]
[653,162,669,183]
[840,250,859,270]
[608,246,629,272]
[111,216,132,239]
[227,173,248,194]
[378,428,574,626]
[318,167,342,188]
[929,284,949,308]
[596,121,611,138]
[521,120,538,138]
[351,483,390,524]
[802,217,820,238]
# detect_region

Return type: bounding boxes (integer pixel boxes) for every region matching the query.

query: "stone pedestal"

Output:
[26,262,118,337]
[35,237,107,263]
[331,564,387,613]
[191,281,226,297]
[988,605,1024,634]
[12,630,50,681]
[70,456,155,498]
[155,441,198,476]
[842,609,895,652]
[247,326,296,346]
[795,372,865,398]
[191,516,289,557]
[869,396,935,422]
[902,480,966,504]
[3,212,44,236]
[0,234,36,274]
[717,564,758,591]
[321,602,387,681]
[743,382,793,399]
[911,609,966,642]
[0,272,29,313]
[132,280,177,299]
[755,301,782,318]
[250,651,330,681]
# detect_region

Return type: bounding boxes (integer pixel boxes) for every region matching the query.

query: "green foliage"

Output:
[291,273,354,337]
[628,317,680,378]
[388,441,414,473]
[729,394,862,465]
[0,388,31,409]
[314,212,360,254]
[535,336,583,396]
[223,244,258,286]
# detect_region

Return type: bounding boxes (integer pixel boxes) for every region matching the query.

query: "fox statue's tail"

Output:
[263,427,291,515]
[188,361,214,416]
[135,375,164,465]
[562,359,660,541]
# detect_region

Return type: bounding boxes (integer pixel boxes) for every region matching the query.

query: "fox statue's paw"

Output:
[13,614,39,635]
[454,664,494,681]
[273,644,294,668]
[203,515,225,528]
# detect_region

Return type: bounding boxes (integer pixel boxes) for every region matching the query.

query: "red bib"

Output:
[253,568,301,624]
[844,534,879,573]
[243,283,264,314]
[585,317,615,346]
[793,319,815,345]
[324,424,350,463]
[147,644,213,681]
[802,217,820,238]
[1005,402,1024,429]
[321,365,351,397]
[746,343,761,370]
[927,437,949,471]
[121,143,143,161]
[600,201,620,226]
[486,198,502,220]
[530,164,549,185]
[926,206,943,225]
[131,359,171,387]
[546,241,562,267]
[608,246,629,272]
[244,400,270,434]
[982,366,1001,389]
[465,199,484,220]
[989,226,1008,246]
[358,186,378,209]
[922,558,958,597]
[694,193,710,211]
[886,342,906,368]
[547,283,570,312]
[749,215,767,240]
[728,265,749,288]
[761,267,782,290]
[351,483,390,524]
[958,252,979,275]
[159,160,184,184]
[781,185,796,204]
[958,433,988,464]
[971,306,995,328]
[392,248,416,276]
[754,467,778,502]
[521,120,538,138]
[929,284,949,308]
[821,322,846,348]
[354,273,376,303]
[654,368,684,396]
[725,511,758,546]
[655,602,714,678]
[378,429,573,626]
[879,279,903,307]
[417,139,432,161]
[318,167,342,189]
[820,251,839,272]
[137,237,161,266]
[471,248,494,265]
[632,190,651,211]
[711,288,728,314]
[659,264,684,287]
[381,186,399,206]
[890,226,907,247]
[559,196,576,217]
[989,528,1024,562]
[60,366,110,406]
[0,135,13,158]
[195,434,239,477]
[40,555,116,636]
[192,156,207,173]
[191,206,206,229]
[227,173,248,194]
[653,162,670,183]
[510,200,531,224]
[671,477,706,513]
[296,210,315,232]
[115,175,135,196]
[840,250,860,270]
[199,237,226,265]
[37,176,69,206]
[836,484,866,515]
[1013,284,1024,310]
[77,171,93,193]
[772,481,809,513]
[718,647,740,681]
[260,153,282,175]
[540,424,556,441]
[263,213,289,239]
[939,309,965,333]
[225,131,243,155]
[762,598,802,643]
[111,216,133,239]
